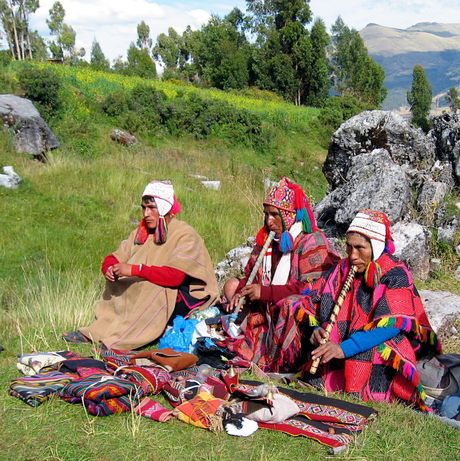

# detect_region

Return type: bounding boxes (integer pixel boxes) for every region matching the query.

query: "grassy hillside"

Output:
[0,61,330,349]
[1,64,460,461]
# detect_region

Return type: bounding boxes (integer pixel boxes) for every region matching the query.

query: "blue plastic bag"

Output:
[158,316,199,353]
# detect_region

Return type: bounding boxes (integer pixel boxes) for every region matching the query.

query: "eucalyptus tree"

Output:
[90,38,110,71]
[329,16,386,106]
[153,25,202,82]
[46,0,63,58]
[137,20,152,51]
[304,18,330,107]
[126,43,157,79]
[445,87,459,112]
[153,27,185,80]
[196,8,251,90]
[46,1,84,61]
[246,0,314,105]
[0,0,40,60]
[407,64,432,131]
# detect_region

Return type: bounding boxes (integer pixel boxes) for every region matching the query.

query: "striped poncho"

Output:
[293,253,442,410]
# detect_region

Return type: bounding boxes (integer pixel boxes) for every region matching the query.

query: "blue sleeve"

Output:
[341,327,400,358]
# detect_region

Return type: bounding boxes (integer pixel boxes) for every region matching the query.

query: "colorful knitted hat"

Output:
[256,177,317,252]
[347,209,394,260]
[136,180,181,244]
[347,209,395,288]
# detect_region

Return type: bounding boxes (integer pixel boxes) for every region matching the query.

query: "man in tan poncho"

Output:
[63,180,219,350]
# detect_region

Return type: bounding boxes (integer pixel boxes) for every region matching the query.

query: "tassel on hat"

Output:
[262,177,317,253]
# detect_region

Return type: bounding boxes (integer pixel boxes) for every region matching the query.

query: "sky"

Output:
[26,0,460,63]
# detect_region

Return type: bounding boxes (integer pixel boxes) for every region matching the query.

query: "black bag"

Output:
[417,354,460,400]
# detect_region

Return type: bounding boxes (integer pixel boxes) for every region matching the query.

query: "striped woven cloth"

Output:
[8,371,73,407]
[58,374,143,416]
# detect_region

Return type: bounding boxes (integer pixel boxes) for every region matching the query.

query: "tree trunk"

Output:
[27,30,33,59]
[12,12,21,60]
[20,29,25,60]
[4,25,16,60]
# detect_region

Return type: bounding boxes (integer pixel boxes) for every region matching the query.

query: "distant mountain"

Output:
[360,22,460,110]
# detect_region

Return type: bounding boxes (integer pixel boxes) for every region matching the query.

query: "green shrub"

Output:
[0,50,12,68]
[101,89,129,117]
[316,94,371,144]
[127,84,168,111]
[0,70,15,94]
[230,86,285,102]
[106,85,270,150]
[17,65,61,120]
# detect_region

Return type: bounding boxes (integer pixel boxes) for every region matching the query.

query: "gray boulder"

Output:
[316,149,412,233]
[437,215,459,244]
[0,166,21,189]
[315,110,460,243]
[215,237,255,285]
[0,94,60,158]
[419,290,460,334]
[392,221,431,280]
[110,129,138,146]
[323,110,435,190]
[417,180,449,215]
[430,110,460,184]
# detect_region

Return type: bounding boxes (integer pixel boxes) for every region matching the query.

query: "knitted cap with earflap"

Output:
[256,177,317,252]
[135,180,181,245]
[347,209,395,287]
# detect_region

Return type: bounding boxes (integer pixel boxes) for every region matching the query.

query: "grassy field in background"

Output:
[1,64,460,460]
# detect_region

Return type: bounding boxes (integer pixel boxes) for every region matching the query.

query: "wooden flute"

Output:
[232,230,276,317]
[309,264,358,374]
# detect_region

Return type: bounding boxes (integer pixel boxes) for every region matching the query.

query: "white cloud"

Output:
[29,0,212,62]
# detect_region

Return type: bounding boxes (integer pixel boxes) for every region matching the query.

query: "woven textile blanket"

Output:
[8,371,73,407]
[58,374,143,416]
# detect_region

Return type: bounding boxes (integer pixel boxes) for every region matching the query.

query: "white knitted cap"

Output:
[142,180,174,217]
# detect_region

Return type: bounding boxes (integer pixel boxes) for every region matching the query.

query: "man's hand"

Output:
[311,341,345,364]
[241,284,261,301]
[225,293,242,312]
[111,263,132,279]
[223,284,261,313]
[104,265,117,282]
[310,327,329,346]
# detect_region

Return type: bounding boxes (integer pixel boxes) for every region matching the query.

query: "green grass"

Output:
[1,64,460,461]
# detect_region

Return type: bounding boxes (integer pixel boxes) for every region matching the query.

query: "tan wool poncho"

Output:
[80,218,219,350]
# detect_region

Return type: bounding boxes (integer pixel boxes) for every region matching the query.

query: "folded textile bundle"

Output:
[134,397,174,422]
[8,371,73,407]
[58,374,143,416]
[17,351,80,376]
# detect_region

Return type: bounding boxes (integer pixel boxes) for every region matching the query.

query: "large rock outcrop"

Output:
[430,110,460,184]
[322,110,435,191]
[314,109,460,280]
[0,94,60,158]
[317,111,436,230]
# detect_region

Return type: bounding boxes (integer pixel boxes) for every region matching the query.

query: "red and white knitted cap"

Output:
[347,209,392,260]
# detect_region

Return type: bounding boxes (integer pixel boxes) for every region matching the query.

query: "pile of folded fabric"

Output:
[8,348,378,452]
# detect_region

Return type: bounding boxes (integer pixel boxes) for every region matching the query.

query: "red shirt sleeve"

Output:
[101,254,119,275]
[131,265,186,287]
[260,280,304,303]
